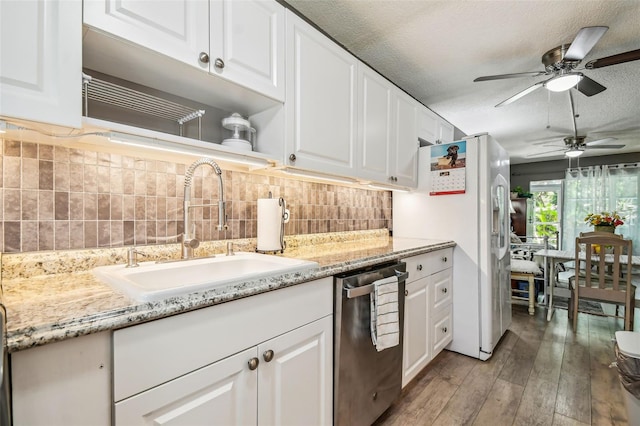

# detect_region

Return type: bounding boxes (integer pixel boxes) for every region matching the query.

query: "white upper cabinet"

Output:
[285,10,357,176]
[83,0,285,101]
[210,0,285,101]
[0,0,82,128]
[417,104,455,145]
[392,91,419,187]
[438,119,455,143]
[83,0,208,70]
[357,64,393,183]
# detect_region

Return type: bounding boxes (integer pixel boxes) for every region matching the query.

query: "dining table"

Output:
[533,248,640,321]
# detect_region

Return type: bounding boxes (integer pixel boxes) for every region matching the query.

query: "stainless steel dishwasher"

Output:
[334,261,408,426]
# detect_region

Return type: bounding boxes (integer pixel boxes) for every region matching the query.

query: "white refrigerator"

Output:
[393,133,511,360]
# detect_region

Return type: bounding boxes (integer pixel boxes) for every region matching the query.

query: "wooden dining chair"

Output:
[570,234,635,332]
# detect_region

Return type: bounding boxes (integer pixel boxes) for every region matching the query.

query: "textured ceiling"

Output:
[284,0,640,164]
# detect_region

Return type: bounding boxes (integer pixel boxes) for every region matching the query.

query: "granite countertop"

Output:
[1,230,455,352]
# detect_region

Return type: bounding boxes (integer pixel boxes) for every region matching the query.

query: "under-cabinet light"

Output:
[367,183,410,193]
[107,132,272,168]
[281,168,359,185]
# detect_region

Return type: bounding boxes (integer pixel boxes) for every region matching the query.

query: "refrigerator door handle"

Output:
[493,173,510,260]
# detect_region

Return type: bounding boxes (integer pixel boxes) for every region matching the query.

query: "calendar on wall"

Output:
[429,141,466,195]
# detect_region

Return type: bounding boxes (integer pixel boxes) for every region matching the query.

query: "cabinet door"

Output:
[12,332,111,425]
[438,119,455,143]
[210,0,285,101]
[402,277,430,387]
[391,91,418,187]
[356,64,393,183]
[83,0,209,71]
[258,315,333,426]
[0,0,82,128]
[115,347,258,425]
[285,10,357,176]
[417,106,438,145]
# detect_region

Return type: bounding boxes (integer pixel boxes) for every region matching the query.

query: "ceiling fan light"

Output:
[565,147,585,158]
[545,73,583,92]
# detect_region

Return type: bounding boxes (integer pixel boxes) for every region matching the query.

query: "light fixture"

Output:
[565,146,585,158]
[107,132,273,168]
[281,168,359,185]
[367,183,410,193]
[545,72,583,92]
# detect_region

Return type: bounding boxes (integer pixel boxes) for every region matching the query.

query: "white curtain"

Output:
[562,163,640,254]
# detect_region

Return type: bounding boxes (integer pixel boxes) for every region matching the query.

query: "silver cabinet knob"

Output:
[442,327,448,333]
[199,52,210,64]
[442,288,448,294]
[417,264,423,271]
[404,289,409,296]
[214,58,225,69]
[289,154,297,163]
[442,256,448,262]
[263,349,274,362]
[248,357,259,370]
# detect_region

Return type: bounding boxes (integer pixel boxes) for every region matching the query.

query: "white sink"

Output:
[93,252,319,302]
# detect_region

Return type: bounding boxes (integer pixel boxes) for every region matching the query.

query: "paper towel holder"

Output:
[256,193,289,254]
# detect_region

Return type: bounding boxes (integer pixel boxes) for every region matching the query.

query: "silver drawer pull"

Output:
[442,327,448,333]
[417,264,423,271]
[441,288,448,294]
[442,256,448,262]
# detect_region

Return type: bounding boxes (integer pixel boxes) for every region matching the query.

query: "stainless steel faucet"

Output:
[182,158,227,259]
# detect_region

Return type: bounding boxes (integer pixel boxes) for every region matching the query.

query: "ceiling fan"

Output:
[474,26,640,107]
[527,91,625,158]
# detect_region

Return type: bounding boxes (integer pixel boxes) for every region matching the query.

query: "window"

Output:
[530,180,562,248]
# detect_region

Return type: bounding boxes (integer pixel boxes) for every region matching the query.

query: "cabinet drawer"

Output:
[404,248,453,283]
[431,269,452,313]
[425,248,453,274]
[404,255,429,283]
[432,308,452,356]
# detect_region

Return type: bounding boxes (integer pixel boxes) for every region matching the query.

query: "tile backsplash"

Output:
[0,139,392,252]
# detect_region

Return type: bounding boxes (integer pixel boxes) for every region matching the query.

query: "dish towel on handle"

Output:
[370,275,400,352]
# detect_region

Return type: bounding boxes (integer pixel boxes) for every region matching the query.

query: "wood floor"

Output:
[376,304,632,426]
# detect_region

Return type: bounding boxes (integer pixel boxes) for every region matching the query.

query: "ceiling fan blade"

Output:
[585,144,626,150]
[496,81,545,107]
[564,26,609,61]
[575,75,606,96]
[541,143,566,148]
[526,147,567,157]
[585,48,640,69]
[474,71,546,82]
[585,137,617,146]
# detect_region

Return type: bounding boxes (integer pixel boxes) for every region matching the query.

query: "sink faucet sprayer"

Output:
[182,158,227,259]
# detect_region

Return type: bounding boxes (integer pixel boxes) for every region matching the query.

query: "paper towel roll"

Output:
[257,198,284,252]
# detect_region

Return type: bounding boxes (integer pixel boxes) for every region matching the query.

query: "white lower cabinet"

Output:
[116,316,332,425]
[113,277,333,426]
[402,249,453,387]
[402,275,430,387]
[11,331,111,426]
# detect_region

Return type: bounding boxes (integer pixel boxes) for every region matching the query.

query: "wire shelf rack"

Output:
[82,73,205,138]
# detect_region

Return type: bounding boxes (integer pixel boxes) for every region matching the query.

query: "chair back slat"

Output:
[572,233,634,331]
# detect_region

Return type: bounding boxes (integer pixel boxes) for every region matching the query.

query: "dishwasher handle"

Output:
[345,271,409,299]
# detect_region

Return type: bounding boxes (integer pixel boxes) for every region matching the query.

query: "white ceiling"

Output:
[284,0,640,164]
